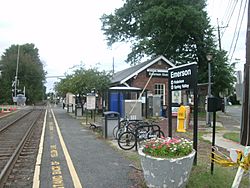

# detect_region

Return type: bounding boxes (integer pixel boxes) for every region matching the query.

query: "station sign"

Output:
[147,68,168,77]
[168,63,197,91]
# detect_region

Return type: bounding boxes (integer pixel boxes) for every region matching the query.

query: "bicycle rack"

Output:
[134,124,162,151]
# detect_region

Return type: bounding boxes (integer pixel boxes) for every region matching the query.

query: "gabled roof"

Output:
[111,55,175,85]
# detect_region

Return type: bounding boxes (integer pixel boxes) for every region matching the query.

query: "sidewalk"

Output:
[70,108,246,152]
[202,131,245,151]
[45,106,136,188]
[201,112,245,151]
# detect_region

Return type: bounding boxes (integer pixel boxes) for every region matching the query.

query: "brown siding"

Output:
[129,60,172,105]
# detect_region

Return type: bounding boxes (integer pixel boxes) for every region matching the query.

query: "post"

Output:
[211,111,216,174]
[193,65,198,165]
[206,54,213,126]
[14,45,20,99]
[208,62,211,98]
[207,62,212,126]
[168,88,172,137]
[240,0,250,146]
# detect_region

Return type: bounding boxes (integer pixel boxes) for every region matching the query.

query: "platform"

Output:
[35,105,135,188]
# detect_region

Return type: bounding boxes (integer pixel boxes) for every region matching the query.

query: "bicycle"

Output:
[117,123,164,150]
[112,118,144,139]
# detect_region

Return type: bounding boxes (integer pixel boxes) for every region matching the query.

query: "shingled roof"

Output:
[111,55,175,86]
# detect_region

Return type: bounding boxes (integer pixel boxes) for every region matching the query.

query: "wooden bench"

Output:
[89,122,103,131]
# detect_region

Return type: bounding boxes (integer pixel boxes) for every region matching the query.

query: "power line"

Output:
[222,0,234,23]
[229,0,248,62]
[220,0,239,38]
[228,0,244,54]
[228,0,247,61]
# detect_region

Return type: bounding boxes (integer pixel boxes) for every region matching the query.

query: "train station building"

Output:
[109,55,182,119]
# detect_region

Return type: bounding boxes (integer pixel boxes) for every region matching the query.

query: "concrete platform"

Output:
[36,105,136,188]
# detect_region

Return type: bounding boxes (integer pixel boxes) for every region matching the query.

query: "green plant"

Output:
[142,137,193,158]
[223,132,240,143]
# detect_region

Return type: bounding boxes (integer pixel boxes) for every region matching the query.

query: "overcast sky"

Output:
[0,0,247,91]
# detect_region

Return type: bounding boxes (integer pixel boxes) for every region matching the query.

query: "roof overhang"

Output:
[120,55,175,84]
[109,86,142,91]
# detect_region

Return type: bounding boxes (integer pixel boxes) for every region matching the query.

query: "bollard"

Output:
[177,103,186,132]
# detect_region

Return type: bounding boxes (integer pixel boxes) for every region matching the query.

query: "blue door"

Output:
[110,92,124,117]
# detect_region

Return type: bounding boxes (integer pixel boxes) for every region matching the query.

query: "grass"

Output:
[187,129,249,187]
[223,132,240,143]
[189,129,249,187]
[188,164,249,187]
[121,140,250,187]
[78,113,249,187]
[115,130,250,187]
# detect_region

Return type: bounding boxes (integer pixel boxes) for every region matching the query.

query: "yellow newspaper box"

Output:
[177,105,186,132]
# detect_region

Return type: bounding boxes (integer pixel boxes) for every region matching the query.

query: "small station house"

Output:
[108,55,180,119]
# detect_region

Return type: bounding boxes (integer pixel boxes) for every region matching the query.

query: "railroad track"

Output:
[0,108,45,187]
[0,110,32,129]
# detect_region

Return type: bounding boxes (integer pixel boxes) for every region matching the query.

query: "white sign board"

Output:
[86,95,96,110]
[66,92,74,105]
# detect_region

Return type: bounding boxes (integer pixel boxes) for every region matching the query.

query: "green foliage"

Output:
[0,44,46,104]
[101,0,212,64]
[188,164,249,187]
[54,66,111,98]
[211,50,236,97]
[101,0,236,97]
[223,132,240,143]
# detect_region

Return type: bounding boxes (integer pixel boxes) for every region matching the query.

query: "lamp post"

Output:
[206,53,213,126]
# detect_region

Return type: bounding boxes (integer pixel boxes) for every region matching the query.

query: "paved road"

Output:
[216,105,242,131]
[225,105,242,123]
[202,105,245,151]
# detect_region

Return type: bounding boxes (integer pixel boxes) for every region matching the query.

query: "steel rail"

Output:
[0,110,32,133]
[0,110,43,187]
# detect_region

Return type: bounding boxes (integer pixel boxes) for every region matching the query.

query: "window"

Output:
[154,83,165,105]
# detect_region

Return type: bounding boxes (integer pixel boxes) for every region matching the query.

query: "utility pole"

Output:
[217,19,228,113]
[14,45,20,100]
[217,18,222,51]
[240,0,250,146]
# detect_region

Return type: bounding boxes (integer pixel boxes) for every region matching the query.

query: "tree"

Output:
[54,66,111,98]
[101,0,236,97]
[101,0,213,63]
[0,44,46,104]
[211,50,236,97]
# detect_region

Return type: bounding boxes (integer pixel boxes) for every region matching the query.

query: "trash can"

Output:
[75,104,83,117]
[103,111,120,139]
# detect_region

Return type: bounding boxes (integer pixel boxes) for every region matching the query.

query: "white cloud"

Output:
[0,0,247,91]
[206,0,247,72]
[0,0,131,91]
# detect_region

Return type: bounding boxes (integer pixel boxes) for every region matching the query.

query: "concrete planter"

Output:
[138,148,196,188]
